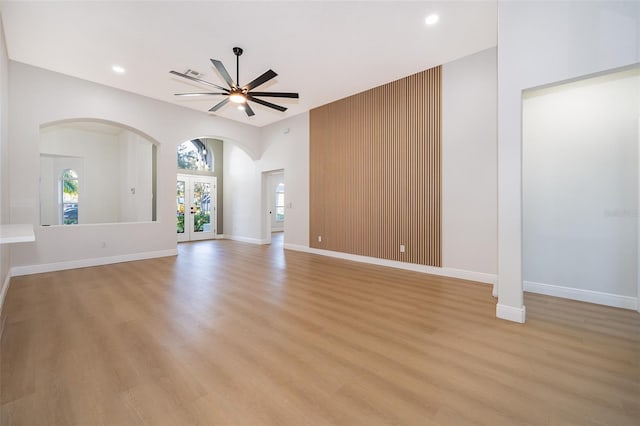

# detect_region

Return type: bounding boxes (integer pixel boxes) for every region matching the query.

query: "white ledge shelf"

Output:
[0,224,35,244]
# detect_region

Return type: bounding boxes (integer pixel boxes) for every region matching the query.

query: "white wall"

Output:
[497,0,640,321]
[8,61,260,271]
[523,70,639,303]
[221,113,309,246]
[442,47,497,276]
[39,155,57,225]
[223,142,261,242]
[0,17,10,306]
[118,131,153,223]
[259,113,310,247]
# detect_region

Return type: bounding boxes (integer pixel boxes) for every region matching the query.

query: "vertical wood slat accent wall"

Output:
[309,66,441,267]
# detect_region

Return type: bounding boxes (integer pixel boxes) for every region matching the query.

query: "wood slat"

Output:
[309,66,441,266]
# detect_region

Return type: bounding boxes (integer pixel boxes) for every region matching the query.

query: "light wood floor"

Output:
[1,235,639,425]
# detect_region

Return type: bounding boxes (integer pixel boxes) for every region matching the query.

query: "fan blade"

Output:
[208,97,230,112]
[248,95,287,112]
[174,92,227,97]
[249,91,299,99]
[169,70,228,92]
[243,69,277,91]
[243,103,255,117]
[210,59,235,89]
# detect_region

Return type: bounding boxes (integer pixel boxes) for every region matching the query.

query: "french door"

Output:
[177,174,217,242]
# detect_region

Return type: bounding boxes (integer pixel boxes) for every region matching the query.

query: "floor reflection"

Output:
[269,232,286,270]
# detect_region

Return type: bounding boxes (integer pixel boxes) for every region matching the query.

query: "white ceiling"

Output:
[0,1,497,127]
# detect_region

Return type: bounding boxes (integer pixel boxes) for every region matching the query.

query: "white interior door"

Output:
[177,174,217,242]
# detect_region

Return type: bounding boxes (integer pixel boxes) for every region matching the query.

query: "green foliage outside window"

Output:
[62,169,79,199]
[62,169,79,225]
[177,143,200,170]
[194,213,210,232]
[177,140,212,171]
[176,213,185,233]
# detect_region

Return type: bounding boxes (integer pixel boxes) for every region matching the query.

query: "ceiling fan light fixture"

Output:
[170,46,298,117]
[229,92,246,104]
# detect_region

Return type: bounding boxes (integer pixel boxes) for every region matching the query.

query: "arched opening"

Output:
[39,119,157,226]
[176,138,223,242]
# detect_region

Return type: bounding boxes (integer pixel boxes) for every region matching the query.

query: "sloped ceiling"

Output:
[0,1,497,127]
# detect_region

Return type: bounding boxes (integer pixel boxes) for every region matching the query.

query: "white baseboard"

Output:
[496,303,526,323]
[283,243,497,285]
[226,235,270,245]
[524,280,638,310]
[0,272,11,319]
[444,267,496,285]
[10,249,178,277]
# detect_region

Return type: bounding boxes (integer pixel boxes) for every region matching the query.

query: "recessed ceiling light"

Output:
[425,14,439,26]
[112,65,126,74]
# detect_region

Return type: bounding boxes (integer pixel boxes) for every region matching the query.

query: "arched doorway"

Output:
[176,138,222,242]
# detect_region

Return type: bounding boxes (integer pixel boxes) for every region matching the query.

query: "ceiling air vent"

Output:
[184,69,203,78]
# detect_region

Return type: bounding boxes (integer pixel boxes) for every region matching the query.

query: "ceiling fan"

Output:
[170,47,299,117]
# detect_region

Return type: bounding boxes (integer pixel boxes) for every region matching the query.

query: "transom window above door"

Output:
[177,139,214,172]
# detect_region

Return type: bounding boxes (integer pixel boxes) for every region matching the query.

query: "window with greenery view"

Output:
[177,139,213,171]
[192,182,211,232]
[176,180,185,234]
[62,169,78,225]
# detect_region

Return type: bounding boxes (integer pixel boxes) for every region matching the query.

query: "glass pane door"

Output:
[190,178,214,241]
[176,179,188,242]
[177,174,216,242]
